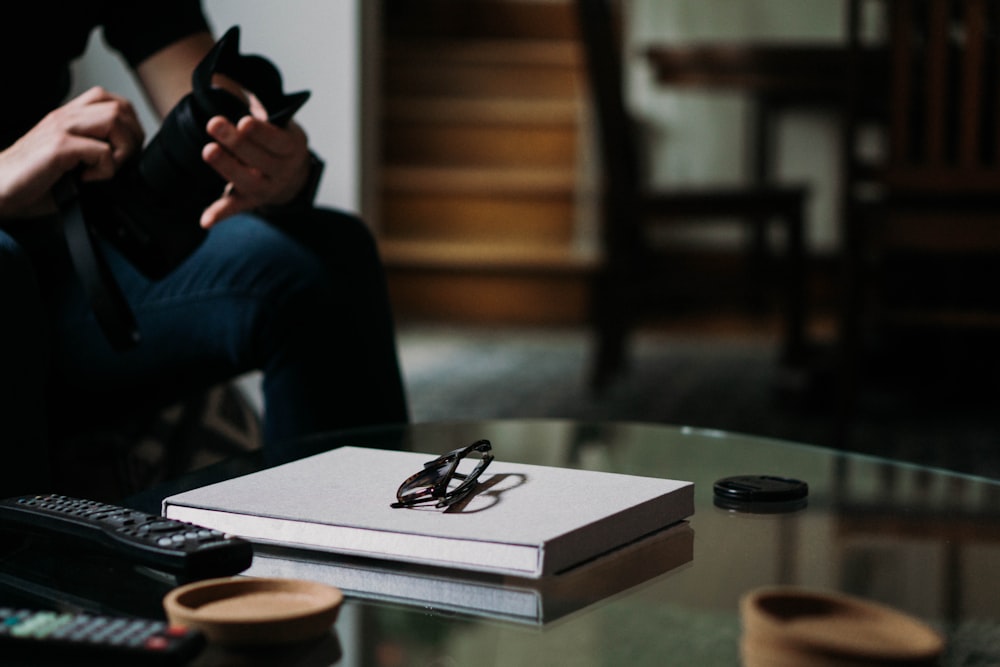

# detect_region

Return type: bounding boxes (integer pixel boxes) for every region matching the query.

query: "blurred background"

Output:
[72,0,1000,480]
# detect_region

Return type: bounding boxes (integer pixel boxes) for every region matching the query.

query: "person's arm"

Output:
[134,31,217,119]
[134,32,312,228]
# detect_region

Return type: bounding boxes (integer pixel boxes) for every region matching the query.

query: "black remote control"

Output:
[0,606,204,665]
[0,494,253,579]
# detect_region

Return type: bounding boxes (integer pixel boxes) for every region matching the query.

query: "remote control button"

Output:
[145,521,180,532]
[145,635,170,651]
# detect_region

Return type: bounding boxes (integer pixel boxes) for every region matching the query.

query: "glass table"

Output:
[7,419,1000,665]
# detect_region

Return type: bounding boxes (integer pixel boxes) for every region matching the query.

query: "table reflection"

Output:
[247,523,692,627]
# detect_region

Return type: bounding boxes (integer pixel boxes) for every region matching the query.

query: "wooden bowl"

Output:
[163,577,343,646]
[740,587,944,666]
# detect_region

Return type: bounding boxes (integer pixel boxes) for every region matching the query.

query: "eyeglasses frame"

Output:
[392,439,494,509]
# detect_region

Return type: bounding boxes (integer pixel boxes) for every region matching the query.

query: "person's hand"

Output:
[199,95,311,228]
[0,86,144,218]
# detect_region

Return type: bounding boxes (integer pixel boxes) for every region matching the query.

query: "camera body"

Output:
[79,25,310,279]
[58,26,310,348]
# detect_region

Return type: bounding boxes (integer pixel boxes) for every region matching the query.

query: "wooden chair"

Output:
[573,0,810,390]
[838,0,1000,434]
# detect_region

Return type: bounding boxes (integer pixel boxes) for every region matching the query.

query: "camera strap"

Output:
[53,175,142,351]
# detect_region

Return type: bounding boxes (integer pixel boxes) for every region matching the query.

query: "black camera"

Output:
[57,26,310,349]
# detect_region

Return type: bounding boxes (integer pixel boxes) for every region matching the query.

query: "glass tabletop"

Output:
[15,419,1000,665]
[316,420,1000,666]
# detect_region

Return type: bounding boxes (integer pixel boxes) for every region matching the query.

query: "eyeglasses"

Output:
[391,440,494,509]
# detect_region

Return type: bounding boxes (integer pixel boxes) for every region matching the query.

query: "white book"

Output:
[244,522,694,625]
[162,446,694,578]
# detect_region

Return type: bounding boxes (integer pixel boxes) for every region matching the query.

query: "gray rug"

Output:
[398,324,1000,480]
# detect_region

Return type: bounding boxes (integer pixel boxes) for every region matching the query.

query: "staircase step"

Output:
[381,166,576,195]
[385,39,580,67]
[380,238,597,272]
[381,191,575,245]
[384,41,581,99]
[386,269,590,325]
[383,122,577,168]
[385,62,581,99]
[383,40,583,99]
[384,96,580,125]
[386,272,590,324]
[382,240,595,324]
[381,239,594,325]
[385,0,578,41]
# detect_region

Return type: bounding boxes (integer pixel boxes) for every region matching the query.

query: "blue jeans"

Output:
[0,209,408,495]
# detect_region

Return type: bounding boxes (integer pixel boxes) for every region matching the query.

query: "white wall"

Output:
[70,0,362,212]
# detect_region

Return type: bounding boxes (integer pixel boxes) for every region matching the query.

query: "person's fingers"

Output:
[63,88,145,168]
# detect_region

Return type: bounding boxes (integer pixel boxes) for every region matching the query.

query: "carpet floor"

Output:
[397,324,1000,480]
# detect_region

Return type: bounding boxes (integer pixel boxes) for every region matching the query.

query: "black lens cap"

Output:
[713,475,808,513]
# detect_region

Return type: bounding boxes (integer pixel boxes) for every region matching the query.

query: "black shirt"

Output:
[3,1,210,149]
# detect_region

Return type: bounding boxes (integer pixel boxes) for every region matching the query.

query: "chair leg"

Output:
[781,201,808,368]
[835,302,860,448]
[749,96,776,313]
[591,325,627,392]
[588,269,629,392]
[835,207,865,447]
[745,215,771,313]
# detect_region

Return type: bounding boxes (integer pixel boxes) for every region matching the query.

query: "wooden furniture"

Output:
[838,0,1000,435]
[574,0,809,390]
[644,42,886,188]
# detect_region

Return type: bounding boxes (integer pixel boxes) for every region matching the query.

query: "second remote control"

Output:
[0,607,205,665]
[0,494,253,579]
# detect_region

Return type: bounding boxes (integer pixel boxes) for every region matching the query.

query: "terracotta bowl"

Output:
[163,577,343,646]
[740,587,944,666]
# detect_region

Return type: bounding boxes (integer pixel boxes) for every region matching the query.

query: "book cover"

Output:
[162,446,694,578]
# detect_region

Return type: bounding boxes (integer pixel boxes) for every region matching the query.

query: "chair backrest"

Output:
[574,0,642,197]
[574,0,649,261]
[863,0,1000,193]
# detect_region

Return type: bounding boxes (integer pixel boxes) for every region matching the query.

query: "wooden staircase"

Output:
[376,0,596,325]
